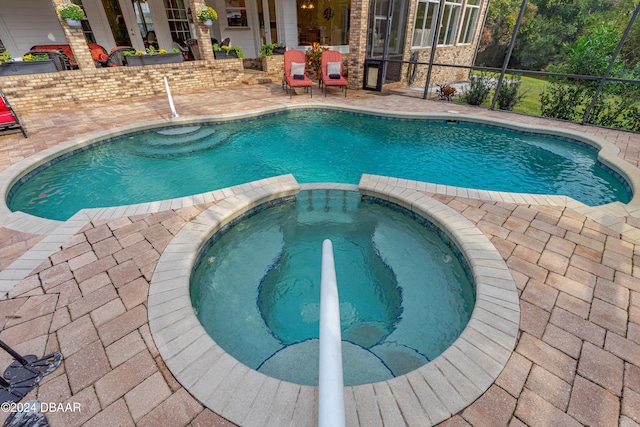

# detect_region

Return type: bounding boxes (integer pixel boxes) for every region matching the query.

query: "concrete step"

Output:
[242,68,278,85]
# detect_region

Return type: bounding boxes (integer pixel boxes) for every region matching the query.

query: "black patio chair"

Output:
[105,46,135,67]
[26,50,71,71]
[186,39,200,60]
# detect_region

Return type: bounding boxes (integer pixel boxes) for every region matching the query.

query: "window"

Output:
[411,0,438,47]
[164,0,192,42]
[226,0,248,27]
[438,0,462,46]
[411,0,480,48]
[297,0,350,46]
[72,0,97,43]
[458,0,480,44]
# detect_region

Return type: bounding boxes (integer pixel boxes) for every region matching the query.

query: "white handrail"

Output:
[163,76,179,118]
[318,239,345,427]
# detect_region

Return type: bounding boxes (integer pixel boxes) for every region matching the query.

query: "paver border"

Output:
[148,175,520,426]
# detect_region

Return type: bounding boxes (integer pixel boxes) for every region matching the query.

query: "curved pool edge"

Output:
[1,103,639,238]
[147,177,520,426]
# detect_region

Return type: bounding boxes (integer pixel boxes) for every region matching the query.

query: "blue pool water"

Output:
[190,191,475,386]
[8,110,631,221]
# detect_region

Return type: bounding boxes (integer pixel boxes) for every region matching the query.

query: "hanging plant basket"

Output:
[65,18,82,28]
[203,19,213,27]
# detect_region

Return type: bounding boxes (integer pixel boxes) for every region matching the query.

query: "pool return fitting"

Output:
[318,239,346,427]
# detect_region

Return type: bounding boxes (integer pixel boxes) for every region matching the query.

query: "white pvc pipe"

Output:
[318,239,345,427]
[163,76,179,118]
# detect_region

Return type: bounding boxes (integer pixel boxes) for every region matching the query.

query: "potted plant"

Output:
[196,6,218,27]
[0,52,57,75]
[124,48,184,66]
[56,3,86,28]
[259,43,285,57]
[259,43,274,57]
[305,42,327,78]
[213,44,244,59]
[273,43,286,55]
[436,84,457,101]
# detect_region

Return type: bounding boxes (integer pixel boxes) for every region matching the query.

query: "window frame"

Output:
[411,0,439,48]
[457,0,480,45]
[163,0,192,42]
[411,0,481,49]
[225,0,249,28]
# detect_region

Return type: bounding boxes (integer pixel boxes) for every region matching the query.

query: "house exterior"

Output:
[0,0,486,113]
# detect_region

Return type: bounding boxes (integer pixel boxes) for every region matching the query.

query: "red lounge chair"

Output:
[88,43,109,67]
[283,50,312,99]
[320,50,347,97]
[0,88,27,138]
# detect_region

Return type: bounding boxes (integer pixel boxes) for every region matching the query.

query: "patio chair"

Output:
[0,88,27,138]
[27,50,72,71]
[105,46,135,67]
[283,50,312,99]
[29,44,78,69]
[186,39,200,60]
[320,50,347,97]
[88,43,109,67]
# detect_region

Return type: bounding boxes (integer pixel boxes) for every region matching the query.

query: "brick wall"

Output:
[398,0,490,88]
[408,46,476,87]
[0,59,244,114]
[347,0,370,90]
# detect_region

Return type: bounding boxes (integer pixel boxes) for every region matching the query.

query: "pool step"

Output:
[242,69,277,85]
[133,127,233,158]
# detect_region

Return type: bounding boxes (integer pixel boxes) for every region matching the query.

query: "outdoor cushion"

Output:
[294,74,305,80]
[327,61,341,76]
[290,62,305,77]
[329,74,340,79]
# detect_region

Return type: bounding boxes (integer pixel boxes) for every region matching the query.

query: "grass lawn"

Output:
[453,74,547,116]
[512,75,546,116]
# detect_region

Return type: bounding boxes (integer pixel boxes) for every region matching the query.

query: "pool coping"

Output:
[147,174,520,427]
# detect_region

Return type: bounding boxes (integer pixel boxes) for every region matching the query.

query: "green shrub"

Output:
[496,75,526,110]
[540,83,588,121]
[462,73,493,106]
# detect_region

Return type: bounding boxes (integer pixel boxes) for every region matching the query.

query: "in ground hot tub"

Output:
[147,176,520,427]
[190,190,475,386]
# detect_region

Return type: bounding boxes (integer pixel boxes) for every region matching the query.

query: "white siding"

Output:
[212,0,258,58]
[280,0,298,49]
[83,0,117,49]
[0,0,67,57]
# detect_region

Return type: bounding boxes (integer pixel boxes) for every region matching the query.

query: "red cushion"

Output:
[286,75,312,87]
[0,111,16,125]
[31,44,74,60]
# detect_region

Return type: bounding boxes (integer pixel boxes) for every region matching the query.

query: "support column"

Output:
[50,0,96,71]
[189,0,215,62]
[347,0,370,90]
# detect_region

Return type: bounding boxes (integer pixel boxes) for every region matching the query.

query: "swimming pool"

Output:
[190,190,475,386]
[7,109,632,221]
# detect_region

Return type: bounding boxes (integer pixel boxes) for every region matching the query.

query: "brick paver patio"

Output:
[0,84,639,426]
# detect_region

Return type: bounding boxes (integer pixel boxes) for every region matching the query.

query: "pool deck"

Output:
[0,84,639,426]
